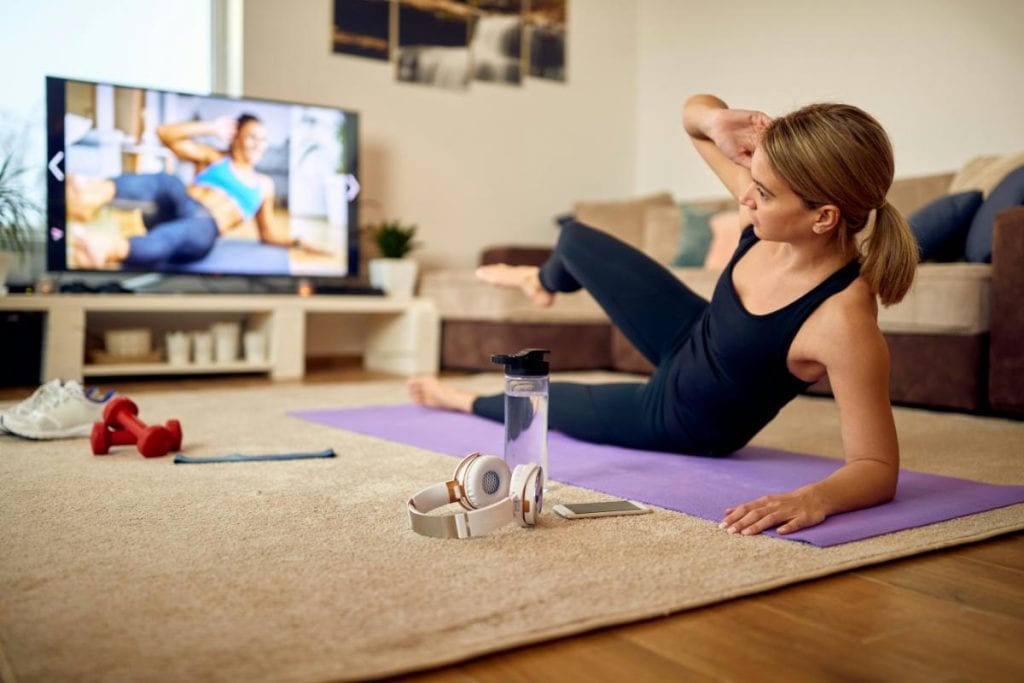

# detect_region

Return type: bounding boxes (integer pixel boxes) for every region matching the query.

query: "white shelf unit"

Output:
[0,294,440,383]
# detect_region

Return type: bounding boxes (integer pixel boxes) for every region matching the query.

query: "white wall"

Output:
[634,0,1024,200]
[243,0,639,271]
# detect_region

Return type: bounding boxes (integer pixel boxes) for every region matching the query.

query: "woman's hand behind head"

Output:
[211,115,239,145]
[707,108,773,168]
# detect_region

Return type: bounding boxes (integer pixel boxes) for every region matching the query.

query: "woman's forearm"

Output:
[683,94,728,140]
[157,120,216,146]
[803,458,899,517]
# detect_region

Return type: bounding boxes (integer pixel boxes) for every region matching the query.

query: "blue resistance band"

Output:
[173,448,336,464]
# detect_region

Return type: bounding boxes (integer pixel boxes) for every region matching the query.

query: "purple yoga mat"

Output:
[291,404,1024,547]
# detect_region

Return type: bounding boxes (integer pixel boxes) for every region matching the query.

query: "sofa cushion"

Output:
[964,165,1024,263]
[572,192,674,251]
[886,172,956,216]
[948,150,1024,197]
[672,204,714,267]
[908,190,983,262]
[419,268,607,323]
[704,211,743,270]
[641,197,737,266]
[877,262,991,334]
[425,261,990,335]
[642,204,682,264]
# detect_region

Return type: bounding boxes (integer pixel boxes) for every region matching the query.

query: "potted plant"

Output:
[368,220,419,298]
[0,147,39,295]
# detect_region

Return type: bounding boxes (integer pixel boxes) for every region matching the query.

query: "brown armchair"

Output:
[989,205,1024,414]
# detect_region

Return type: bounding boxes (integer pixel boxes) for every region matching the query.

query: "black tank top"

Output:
[662,226,861,455]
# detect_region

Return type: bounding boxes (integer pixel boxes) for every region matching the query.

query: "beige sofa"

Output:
[421,162,1024,416]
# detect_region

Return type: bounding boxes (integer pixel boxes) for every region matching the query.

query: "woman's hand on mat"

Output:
[707,108,772,168]
[720,489,827,536]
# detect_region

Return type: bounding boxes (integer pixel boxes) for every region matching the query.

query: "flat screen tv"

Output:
[45,76,360,282]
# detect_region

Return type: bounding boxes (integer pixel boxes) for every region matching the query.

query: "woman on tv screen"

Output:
[68,113,330,269]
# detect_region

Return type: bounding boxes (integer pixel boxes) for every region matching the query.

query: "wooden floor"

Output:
[399,533,1024,682]
[3,369,1022,681]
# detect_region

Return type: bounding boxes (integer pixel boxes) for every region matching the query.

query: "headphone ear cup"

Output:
[460,455,510,509]
[509,464,543,526]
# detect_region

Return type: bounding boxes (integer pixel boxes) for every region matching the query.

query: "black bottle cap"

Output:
[491,348,550,376]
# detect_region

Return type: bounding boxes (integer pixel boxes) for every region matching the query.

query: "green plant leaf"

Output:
[0,149,39,254]
[372,220,418,259]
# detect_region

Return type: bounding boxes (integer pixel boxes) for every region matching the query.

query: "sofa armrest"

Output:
[480,245,553,267]
[988,205,1024,414]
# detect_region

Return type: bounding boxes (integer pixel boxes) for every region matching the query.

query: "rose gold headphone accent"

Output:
[453,452,482,508]
[445,480,462,503]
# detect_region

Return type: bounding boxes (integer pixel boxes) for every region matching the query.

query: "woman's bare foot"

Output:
[406,376,477,413]
[69,225,129,268]
[66,174,115,222]
[475,264,555,307]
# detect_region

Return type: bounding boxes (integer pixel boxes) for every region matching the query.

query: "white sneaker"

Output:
[1,380,114,440]
[0,379,65,435]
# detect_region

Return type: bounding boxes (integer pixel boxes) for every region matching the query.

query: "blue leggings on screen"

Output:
[472,221,709,450]
[113,173,219,268]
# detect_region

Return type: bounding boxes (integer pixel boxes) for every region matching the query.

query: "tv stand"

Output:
[0,294,439,383]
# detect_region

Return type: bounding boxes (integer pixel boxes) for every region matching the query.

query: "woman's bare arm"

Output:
[157,116,235,167]
[683,94,770,199]
[721,290,899,535]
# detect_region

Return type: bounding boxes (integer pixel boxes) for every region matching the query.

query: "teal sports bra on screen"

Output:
[193,159,265,220]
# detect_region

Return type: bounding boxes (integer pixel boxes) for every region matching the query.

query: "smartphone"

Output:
[553,500,651,519]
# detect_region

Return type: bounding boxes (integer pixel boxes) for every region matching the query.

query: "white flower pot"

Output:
[368,258,418,298]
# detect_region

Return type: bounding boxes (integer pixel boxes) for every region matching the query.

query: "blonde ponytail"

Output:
[860,202,916,306]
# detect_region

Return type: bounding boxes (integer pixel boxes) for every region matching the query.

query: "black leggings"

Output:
[472,221,709,450]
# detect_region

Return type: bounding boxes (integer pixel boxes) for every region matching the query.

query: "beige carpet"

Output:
[1,373,1022,682]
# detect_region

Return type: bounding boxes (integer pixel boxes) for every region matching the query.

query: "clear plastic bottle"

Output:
[491,349,550,489]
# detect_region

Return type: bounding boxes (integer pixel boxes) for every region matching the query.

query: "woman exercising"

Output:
[69,113,320,268]
[408,94,918,537]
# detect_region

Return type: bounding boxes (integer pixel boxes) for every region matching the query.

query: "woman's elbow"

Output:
[878,463,900,503]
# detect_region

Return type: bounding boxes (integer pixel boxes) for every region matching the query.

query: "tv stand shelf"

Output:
[0,294,439,383]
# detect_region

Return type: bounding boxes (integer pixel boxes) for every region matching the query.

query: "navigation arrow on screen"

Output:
[345,174,360,201]
[48,152,65,181]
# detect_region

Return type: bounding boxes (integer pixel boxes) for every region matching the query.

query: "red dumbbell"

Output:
[91,421,138,455]
[100,396,183,458]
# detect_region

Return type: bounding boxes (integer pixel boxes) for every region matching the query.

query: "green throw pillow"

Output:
[672,204,714,267]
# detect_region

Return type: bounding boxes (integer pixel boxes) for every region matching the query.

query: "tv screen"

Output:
[45,76,360,280]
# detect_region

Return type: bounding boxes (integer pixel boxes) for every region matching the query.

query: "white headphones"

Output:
[407,452,544,539]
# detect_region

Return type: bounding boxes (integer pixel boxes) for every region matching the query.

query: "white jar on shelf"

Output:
[243,330,267,363]
[192,331,213,365]
[211,322,241,363]
[165,331,190,365]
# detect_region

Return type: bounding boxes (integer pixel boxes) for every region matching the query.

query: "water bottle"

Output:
[491,349,550,489]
